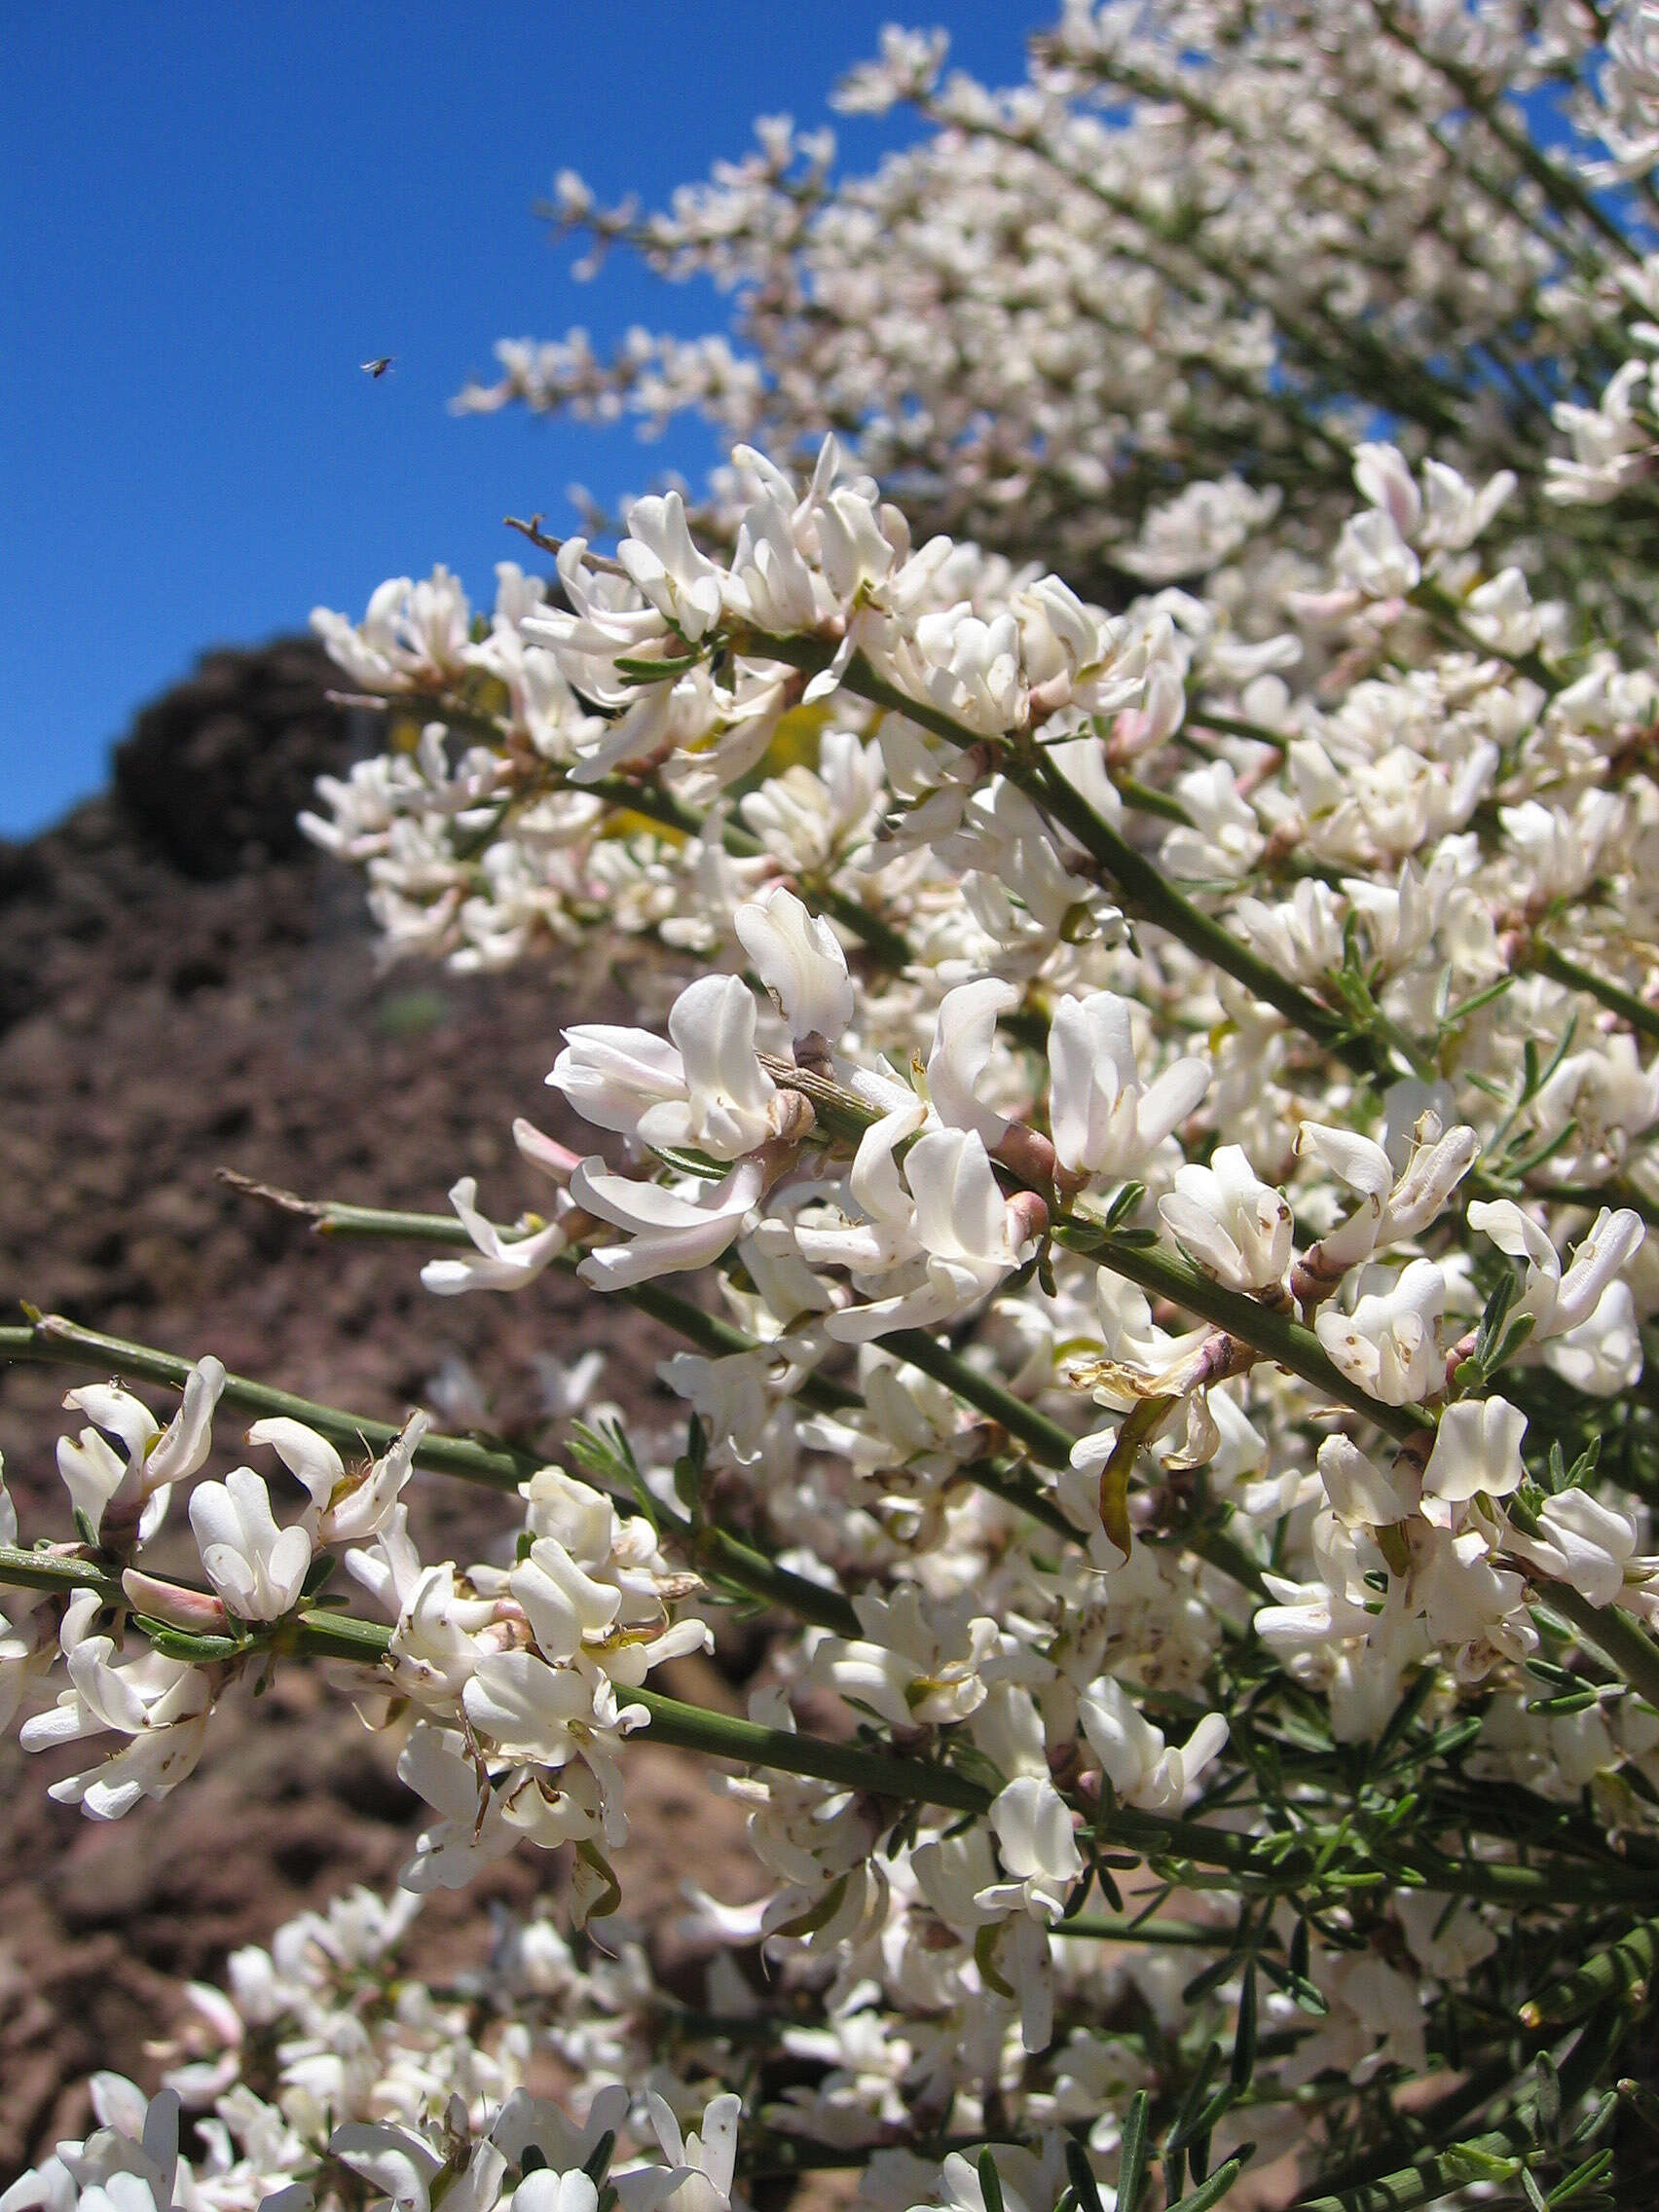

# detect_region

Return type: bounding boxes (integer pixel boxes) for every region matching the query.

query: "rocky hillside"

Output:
[0,643,755,2167]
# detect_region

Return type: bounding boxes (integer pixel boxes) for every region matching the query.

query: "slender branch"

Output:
[209,1173,1098,1550]
[503,515,629,578]
[0,1315,535,1491]
[627,1686,990,1811]
[746,630,1405,1083]
[1294,2057,1525,2207]
[3,1543,1650,1900]
[884,1327,1074,1469]
[0,1535,978,1812]
[1372,1,1637,261]
[1408,577,1566,697]
[1527,1179,1659,1230]
[1520,1911,1659,2028]
[1291,2128,1525,2212]
[682,1522,859,1638]
[1054,1224,1437,1445]
[1532,941,1659,1044]
[1057,1913,1235,1945]
[0,1543,395,1669]
[212,1169,1295,1595]
[1289,1997,1626,2212]
[215,1168,862,1413]
[1528,1573,1659,1716]
[0,1311,859,1640]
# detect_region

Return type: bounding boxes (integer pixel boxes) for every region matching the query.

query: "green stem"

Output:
[1054,1225,1436,1444]
[806,875,914,972]
[2,1542,1649,1900]
[1409,577,1564,698]
[1024,747,1399,1080]
[1533,942,1659,1044]
[207,1179,1290,1585]
[1292,1992,1626,2212]
[1291,2128,1524,2212]
[0,1316,535,1491]
[1532,1574,1659,1716]
[0,1541,958,1804]
[955,1454,1077,1540]
[884,1328,1075,1469]
[211,1177,1109,1555]
[1057,1913,1234,1945]
[0,1315,857,1639]
[0,1543,393,1669]
[628,1686,990,1811]
[750,631,1409,1084]
[1188,708,1288,750]
[1373,1,1637,261]
[1115,775,1192,826]
[217,1170,863,1415]
[1526,1180,1659,1230]
[683,1523,859,1638]
[1521,1912,1659,2028]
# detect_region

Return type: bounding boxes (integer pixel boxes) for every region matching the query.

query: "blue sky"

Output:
[3,4,1032,838]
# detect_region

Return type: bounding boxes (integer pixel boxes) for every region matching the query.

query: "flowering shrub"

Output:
[10,5,1659,2208]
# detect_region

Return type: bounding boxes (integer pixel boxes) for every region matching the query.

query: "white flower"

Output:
[1295,1116,1479,1308]
[1315,1260,1445,1404]
[734,886,855,1045]
[1354,443,1422,538]
[1235,878,1347,983]
[909,605,1026,736]
[1079,1677,1229,1813]
[572,1155,766,1290]
[1049,991,1208,1182]
[1317,1434,1417,1527]
[1159,1145,1292,1295]
[636,976,780,1161]
[396,1723,521,1892]
[981,1775,1083,1919]
[811,1588,999,1728]
[510,1535,623,1662]
[826,1127,1044,1342]
[1510,1488,1643,1608]
[513,2174,602,2212]
[1394,1890,1497,1976]
[547,1022,689,1141]
[1545,1280,1644,1396]
[420,1179,569,1295]
[1467,1201,1645,1341]
[643,2092,741,2212]
[462,1653,597,1768]
[55,1356,226,1544]
[617,490,726,642]
[24,2083,186,2212]
[328,2121,449,2212]
[387,1559,494,1703]
[189,1469,313,1621]
[1382,1122,1483,1238]
[1420,1396,1528,1516]
[247,1410,427,1545]
[20,1593,215,1818]
[1334,507,1421,599]
[925,977,1019,1145]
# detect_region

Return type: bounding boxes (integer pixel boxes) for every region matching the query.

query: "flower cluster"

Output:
[10,5,1659,2208]
[0,1881,750,2212]
[3,1364,712,1906]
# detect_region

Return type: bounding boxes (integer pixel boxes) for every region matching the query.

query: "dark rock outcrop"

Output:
[112,636,352,878]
